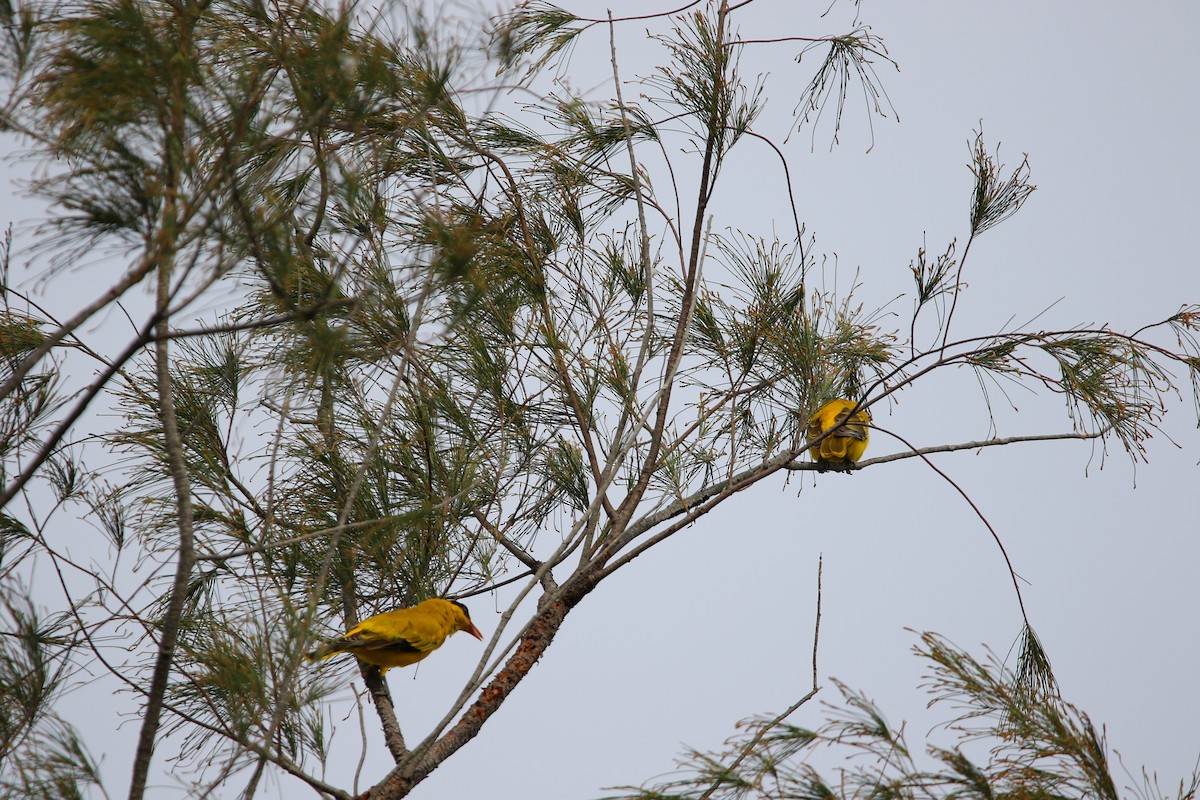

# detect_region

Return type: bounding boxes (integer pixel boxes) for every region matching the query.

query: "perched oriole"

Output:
[806,398,870,467]
[306,598,483,673]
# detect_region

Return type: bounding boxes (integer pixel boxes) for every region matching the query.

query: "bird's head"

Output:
[448,599,484,640]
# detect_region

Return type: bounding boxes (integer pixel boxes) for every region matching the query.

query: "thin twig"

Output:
[695,555,823,800]
[783,428,1107,471]
[872,423,1032,624]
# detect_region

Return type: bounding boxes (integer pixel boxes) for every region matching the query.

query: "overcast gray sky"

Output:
[413,2,1200,796]
[2,1,1197,798]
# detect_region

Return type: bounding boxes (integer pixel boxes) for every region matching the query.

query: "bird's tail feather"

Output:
[305,643,340,662]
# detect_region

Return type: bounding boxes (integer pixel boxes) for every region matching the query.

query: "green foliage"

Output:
[791,26,898,149]
[163,604,335,773]
[0,591,101,799]
[604,633,1199,800]
[968,128,1036,237]
[689,233,897,457]
[0,281,69,494]
[650,10,764,167]
[491,2,585,74]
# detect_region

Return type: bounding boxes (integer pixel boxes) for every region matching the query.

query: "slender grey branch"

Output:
[128,158,198,800]
[605,427,1106,580]
[786,428,1107,470]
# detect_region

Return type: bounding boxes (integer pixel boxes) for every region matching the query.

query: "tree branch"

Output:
[126,14,199,790]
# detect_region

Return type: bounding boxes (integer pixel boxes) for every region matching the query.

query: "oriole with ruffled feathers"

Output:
[806,398,870,467]
[306,598,483,673]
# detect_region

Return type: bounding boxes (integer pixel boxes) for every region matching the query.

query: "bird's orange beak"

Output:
[465,621,483,641]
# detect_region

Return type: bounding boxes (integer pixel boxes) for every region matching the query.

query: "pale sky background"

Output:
[2,1,1198,798]
[413,2,1200,796]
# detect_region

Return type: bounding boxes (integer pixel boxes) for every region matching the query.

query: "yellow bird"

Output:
[806,398,871,467]
[306,598,483,673]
